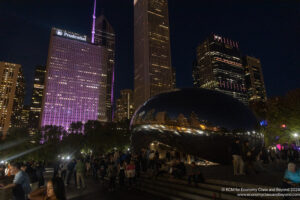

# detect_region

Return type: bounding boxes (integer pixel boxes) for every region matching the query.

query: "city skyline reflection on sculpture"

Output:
[131,88,264,164]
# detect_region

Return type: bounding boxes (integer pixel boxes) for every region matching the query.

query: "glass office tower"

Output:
[41,28,107,130]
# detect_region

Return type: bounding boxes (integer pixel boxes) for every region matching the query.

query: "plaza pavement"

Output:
[199,161,287,187]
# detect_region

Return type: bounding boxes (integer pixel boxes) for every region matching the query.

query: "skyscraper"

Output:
[115,89,134,122]
[10,67,25,128]
[134,0,174,109]
[0,62,24,137]
[93,15,116,122]
[21,105,30,129]
[193,34,248,105]
[29,65,46,130]
[41,28,107,130]
[192,60,201,88]
[243,56,267,103]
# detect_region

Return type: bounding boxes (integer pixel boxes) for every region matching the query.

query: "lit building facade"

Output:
[29,65,46,130]
[10,67,25,129]
[0,62,24,137]
[134,0,175,109]
[193,34,248,105]
[41,28,107,130]
[243,56,267,103]
[94,15,115,122]
[115,89,134,122]
[192,60,201,88]
[21,105,30,129]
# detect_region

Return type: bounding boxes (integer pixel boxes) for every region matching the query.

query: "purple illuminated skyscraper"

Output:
[40,28,107,130]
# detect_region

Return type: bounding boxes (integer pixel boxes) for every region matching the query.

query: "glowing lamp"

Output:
[200,124,206,130]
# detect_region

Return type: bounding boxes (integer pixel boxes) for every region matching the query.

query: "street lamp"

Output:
[294,133,299,137]
[293,133,299,146]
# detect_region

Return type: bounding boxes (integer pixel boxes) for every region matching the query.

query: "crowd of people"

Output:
[231,138,300,177]
[52,148,204,192]
[2,142,299,200]
[0,148,204,200]
[0,161,66,200]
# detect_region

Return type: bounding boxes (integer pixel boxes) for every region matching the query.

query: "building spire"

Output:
[91,0,96,43]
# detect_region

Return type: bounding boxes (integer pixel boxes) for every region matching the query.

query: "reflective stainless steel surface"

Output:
[131,88,263,164]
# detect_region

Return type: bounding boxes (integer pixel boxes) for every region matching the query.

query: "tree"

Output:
[252,89,300,146]
[69,121,83,134]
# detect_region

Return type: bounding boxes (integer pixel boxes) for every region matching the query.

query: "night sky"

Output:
[0,0,299,105]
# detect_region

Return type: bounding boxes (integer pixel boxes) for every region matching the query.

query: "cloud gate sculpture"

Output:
[130,88,264,164]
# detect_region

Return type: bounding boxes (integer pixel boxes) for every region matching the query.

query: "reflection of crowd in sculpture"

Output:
[134,110,216,130]
[134,110,264,140]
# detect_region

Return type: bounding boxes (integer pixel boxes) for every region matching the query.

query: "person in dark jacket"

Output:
[36,162,45,187]
[242,141,256,175]
[231,139,244,175]
[186,162,204,186]
[65,160,76,186]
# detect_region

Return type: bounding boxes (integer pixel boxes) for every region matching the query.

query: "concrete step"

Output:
[139,180,212,200]
[205,178,272,189]
[142,175,246,199]
[138,176,246,200]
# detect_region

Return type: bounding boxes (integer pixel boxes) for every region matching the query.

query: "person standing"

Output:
[242,141,256,175]
[231,139,244,175]
[22,163,39,192]
[85,160,91,177]
[99,158,106,181]
[92,159,99,181]
[186,162,199,186]
[65,159,76,186]
[75,158,85,189]
[0,162,31,200]
[118,161,126,187]
[60,162,67,182]
[36,162,45,187]
[107,162,117,191]
[126,160,136,188]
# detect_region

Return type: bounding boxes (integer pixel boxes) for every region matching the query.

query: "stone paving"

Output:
[199,161,288,187]
[49,172,165,200]
[0,161,290,200]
